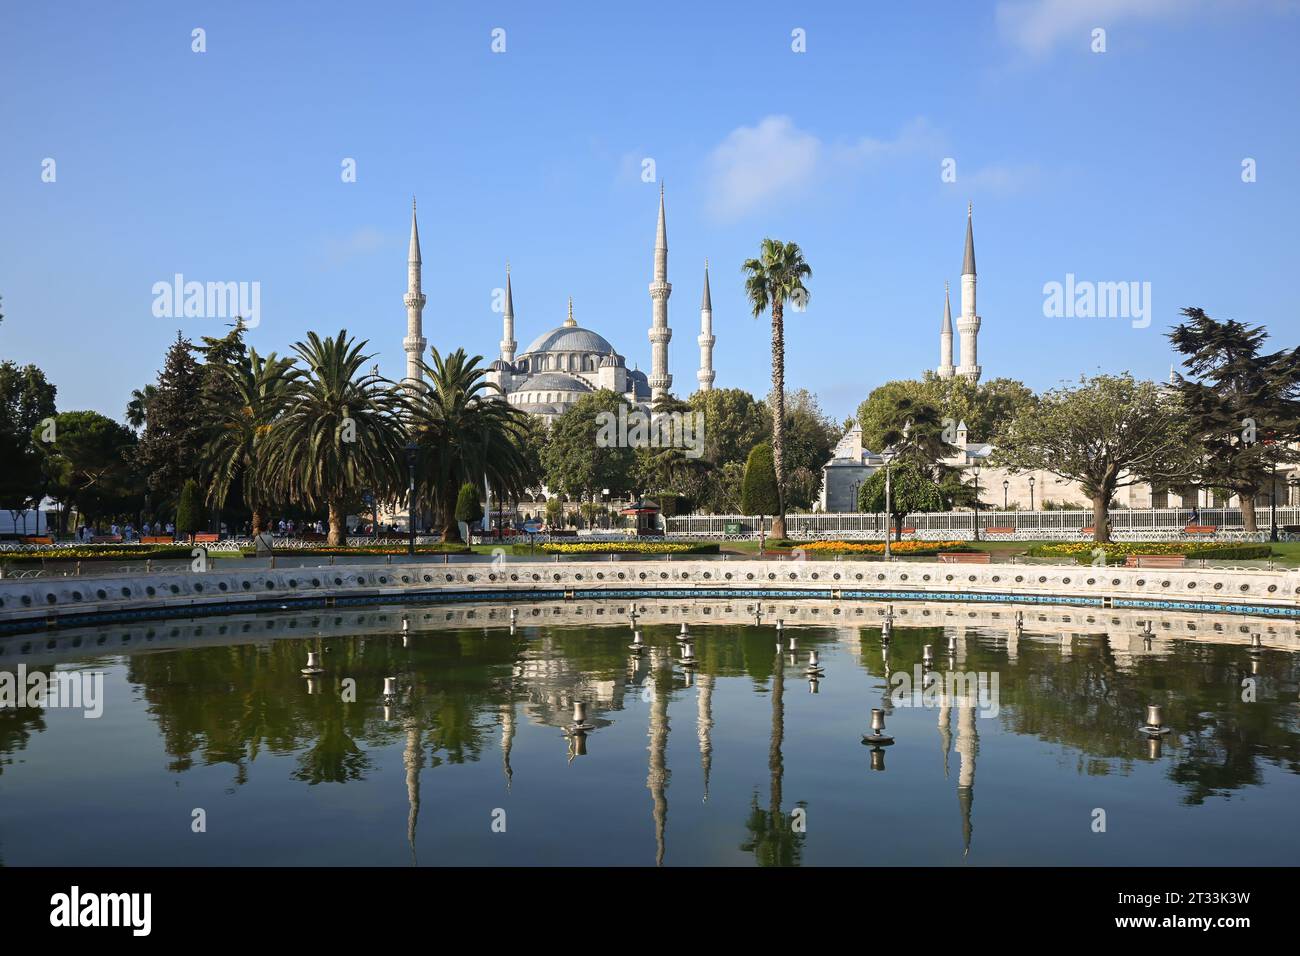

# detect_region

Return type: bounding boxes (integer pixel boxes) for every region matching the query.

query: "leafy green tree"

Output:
[858,461,944,540]
[993,373,1195,542]
[35,411,140,532]
[857,375,1036,447]
[407,348,533,543]
[262,330,405,545]
[1168,308,1300,531]
[544,496,564,527]
[542,390,637,505]
[135,332,204,510]
[454,483,483,525]
[743,239,811,539]
[0,362,57,531]
[175,479,204,539]
[740,442,780,523]
[199,348,299,535]
[688,387,770,467]
[776,388,839,510]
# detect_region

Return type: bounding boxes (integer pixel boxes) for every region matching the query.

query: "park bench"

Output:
[140,535,173,544]
[898,526,916,535]
[1124,554,1187,569]
[192,532,220,543]
[1080,526,1094,535]
[983,526,1015,534]
[90,535,123,544]
[1183,525,1216,535]
[20,536,54,545]
[938,552,991,564]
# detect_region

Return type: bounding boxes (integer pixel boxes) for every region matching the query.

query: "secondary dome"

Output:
[521,326,616,356]
[516,371,593,393]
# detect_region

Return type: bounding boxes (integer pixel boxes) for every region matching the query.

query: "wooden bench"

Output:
[938,552,992,564]
[1125,554,1187,569]
[1080,527,1094,535]
[19,536,54,545]
[192,532,220,543]
[1183,525,1215,535]
[983,526,1015,534]
[898,526,916,535]
[140,535,173,544]
[90,535,123,544]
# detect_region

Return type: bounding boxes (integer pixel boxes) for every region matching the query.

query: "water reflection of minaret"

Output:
[938,678,952,779]
[403,716,423,866]
[955,698,978,857]
[697,672,714,803]
[500,695,516,792]
[646,646,671,866]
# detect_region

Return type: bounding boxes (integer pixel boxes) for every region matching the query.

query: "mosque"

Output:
[401,185,716,422]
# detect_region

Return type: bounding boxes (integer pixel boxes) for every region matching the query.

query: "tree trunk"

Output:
[441,486,462,543]
[770,301,787,539]
[1240,494,1258,533]
[327,500,346,546]
[1092,493,1110,543]
[250,506,266,537]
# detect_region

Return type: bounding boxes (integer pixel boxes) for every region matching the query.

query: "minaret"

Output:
[648,183,673,402]
[403,198,428,389]
[938,280,955,379]
[696,259,715,392]
[956,202,982,383]
[500,263,517,364]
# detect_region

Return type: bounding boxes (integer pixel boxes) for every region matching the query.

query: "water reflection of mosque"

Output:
[11,598,1298,865]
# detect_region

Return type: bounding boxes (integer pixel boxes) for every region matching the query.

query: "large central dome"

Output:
[521,325,616,356]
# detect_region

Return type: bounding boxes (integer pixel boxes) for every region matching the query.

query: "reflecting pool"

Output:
[1,600,1298,866]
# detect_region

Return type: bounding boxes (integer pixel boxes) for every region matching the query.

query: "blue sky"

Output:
[2,0,1298,424]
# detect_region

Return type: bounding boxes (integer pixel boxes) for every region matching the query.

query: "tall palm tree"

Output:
[742,239,811,539]
[125,385,157,431]
[200,347,299,535]
[406,347,532,542]
[262,330,405,544]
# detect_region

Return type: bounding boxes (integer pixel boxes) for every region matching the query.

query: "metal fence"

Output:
[665,507,1300,540]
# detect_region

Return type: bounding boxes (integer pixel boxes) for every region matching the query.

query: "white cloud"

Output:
[997,0,1195,56]
[705,116,821,222]
[705,116,938,222]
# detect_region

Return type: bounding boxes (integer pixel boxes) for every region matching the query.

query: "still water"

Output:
[2,600,1298,866]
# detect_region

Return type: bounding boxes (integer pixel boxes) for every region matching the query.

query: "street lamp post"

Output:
[405,441,418,557]
[972,463,981,543]
[1002,479,1009,511]
[1270,444,1280,543]
[882,453,894,560]
[1028,475,1036,511]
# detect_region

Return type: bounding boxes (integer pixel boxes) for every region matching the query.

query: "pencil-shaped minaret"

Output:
[697,260,715,392]
[403,198,427,390]
[648,184,673,401]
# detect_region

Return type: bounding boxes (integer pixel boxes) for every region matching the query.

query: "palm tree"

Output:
[742,239,811,539]
[125,385,157,431]
[262,330,405,544]
[406,348,533,543]
[200,347,299,535]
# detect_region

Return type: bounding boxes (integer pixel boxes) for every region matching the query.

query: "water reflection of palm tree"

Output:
[740,646,806,866]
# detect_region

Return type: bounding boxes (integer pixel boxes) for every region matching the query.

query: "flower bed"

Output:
[537,541,720,555]
[1028,542,1273,563]
[0,545,199,563]
[795,540,976,556]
